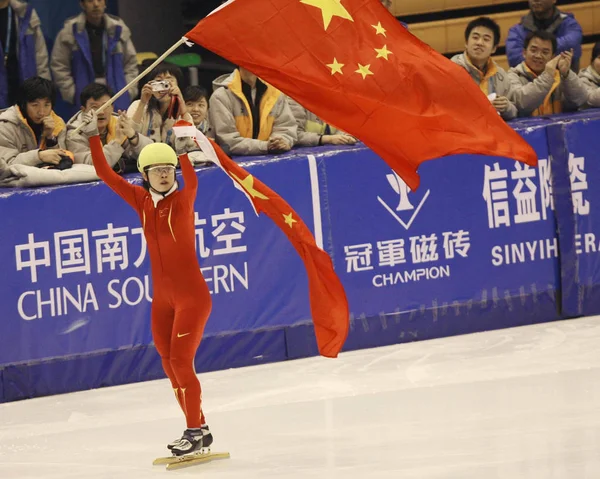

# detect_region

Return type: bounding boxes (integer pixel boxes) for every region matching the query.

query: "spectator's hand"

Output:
[140,83,154,105]
[38,149,69,165]
[544,55,561,76]
[174,137,198,156]
[114,122,127,144]
[169,85,187,115]
[322,134,357,145]
[42,115,55,138]
[169,84,183,101]
[492,96,511,113]
[558,49,574,76]
[268,137,291,153]
[116,111,136,139]
[80,110,99,137]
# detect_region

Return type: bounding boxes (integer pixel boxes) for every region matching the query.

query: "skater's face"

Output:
[144,164,176,193]
[466,26,497,66]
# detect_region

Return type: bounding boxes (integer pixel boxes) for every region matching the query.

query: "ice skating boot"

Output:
[170,426,213,456]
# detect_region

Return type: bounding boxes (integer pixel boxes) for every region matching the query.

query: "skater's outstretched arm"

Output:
[178,152,198,201]
[83,111,144,210]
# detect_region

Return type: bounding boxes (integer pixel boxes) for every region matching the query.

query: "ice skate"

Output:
[170,426,213,457]
[167,425,212,451]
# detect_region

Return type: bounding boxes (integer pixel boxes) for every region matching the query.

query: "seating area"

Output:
[390,0,523,17]
[395,0,600,70]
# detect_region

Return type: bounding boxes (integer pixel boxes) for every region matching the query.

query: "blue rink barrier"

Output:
[1,111,600,402]
[548,110,600,317]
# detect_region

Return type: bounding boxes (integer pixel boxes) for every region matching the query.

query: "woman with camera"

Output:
[127,63,194,144]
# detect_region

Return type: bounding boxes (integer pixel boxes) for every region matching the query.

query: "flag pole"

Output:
[72,37,188,135]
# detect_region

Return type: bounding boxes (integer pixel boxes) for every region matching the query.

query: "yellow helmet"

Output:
[137,143,178,173]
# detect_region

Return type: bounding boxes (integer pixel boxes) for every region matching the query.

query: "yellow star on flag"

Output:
[230,172,269,200]
[326,58,344,75]
[375,45,392,60]
[283,212,298,228]
[355,64,374,80]
[300,0,354,30]
[372,21,386,36]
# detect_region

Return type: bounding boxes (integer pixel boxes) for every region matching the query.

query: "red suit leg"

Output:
[151,297,188,414]
[169,297,211,428]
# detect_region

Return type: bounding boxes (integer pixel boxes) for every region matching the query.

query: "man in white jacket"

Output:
[451,17,518,121]
[579,42,600,109]
[66,83,151,174]
[51,0,138,112]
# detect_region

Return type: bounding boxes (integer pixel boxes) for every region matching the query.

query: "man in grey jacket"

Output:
[451,17,518,121]
[51,0,138,112]
[507,31,588,117]
[579,42,600,109]
[66,83,152,173]
[287,97,357,147]
[209,67,297,157]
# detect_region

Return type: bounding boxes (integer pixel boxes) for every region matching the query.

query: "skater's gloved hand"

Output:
[174,136,199,156]
[80,110,100,137]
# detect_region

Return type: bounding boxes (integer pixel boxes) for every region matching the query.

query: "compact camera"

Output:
[150,80,171,92]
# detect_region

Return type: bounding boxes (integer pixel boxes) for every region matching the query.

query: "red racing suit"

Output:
[90,135,211,428]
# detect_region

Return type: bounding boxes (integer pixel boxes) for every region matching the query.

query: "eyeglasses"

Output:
[147,166,175,175]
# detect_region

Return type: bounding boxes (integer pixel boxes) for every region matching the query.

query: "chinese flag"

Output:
[173,123,349,358]
[185,0,537,191]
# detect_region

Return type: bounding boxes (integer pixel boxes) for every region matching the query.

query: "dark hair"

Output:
[465,17,501,47]
[80,83,113,108]
[524,31,557,54]
[183,85,208,103]
[593,41,600,63]
[145,63,184,90]
[142,62,185,112]
[17,77,56,111]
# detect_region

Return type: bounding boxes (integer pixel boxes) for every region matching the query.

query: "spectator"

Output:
[0,157,11,180]
[579,41,600,108]
[380,0,392,11]
[127,63,193,145]
[452,17,518,121]
[66,83,152,173]
[183,85,212,137]
[379,0,409,30]
[209,67,297,156]
[0,76,69,166]
[287,97,357,147]
[0,0,50,109]
[506,0,582,71]
[51,0,138,111]
[508,31,588,117]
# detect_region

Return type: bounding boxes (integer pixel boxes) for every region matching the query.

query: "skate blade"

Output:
[152,451,229,467]
[165,452,230,471]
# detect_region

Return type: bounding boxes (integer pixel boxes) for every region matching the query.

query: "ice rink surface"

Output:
[3,316,600,478]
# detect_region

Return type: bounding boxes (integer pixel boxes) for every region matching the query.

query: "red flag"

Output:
[173,123,349,358]
[185,0,537,191]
